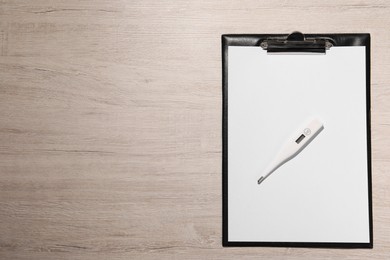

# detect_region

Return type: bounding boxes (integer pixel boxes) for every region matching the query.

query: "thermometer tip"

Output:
[258,176,265,185]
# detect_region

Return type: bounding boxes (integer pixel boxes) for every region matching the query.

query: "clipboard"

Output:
[222,32,372,248]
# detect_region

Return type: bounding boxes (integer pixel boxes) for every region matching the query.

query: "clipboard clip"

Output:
[260,32,333,54]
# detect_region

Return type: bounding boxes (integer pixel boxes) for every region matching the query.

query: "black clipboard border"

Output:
[222,33,373,248]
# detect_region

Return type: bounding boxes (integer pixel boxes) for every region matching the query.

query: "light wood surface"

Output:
[0,1,389,259]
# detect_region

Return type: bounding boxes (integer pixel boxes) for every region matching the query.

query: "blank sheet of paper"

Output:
[228,46,369,243]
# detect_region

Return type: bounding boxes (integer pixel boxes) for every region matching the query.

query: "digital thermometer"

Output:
[257,118,324,185]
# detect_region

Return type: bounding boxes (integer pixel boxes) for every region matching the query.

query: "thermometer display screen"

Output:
[295,134,306,144]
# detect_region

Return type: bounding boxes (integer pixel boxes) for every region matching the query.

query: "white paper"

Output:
[228,46,370,243]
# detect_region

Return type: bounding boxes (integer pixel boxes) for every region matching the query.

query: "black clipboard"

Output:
[222,32,372,248]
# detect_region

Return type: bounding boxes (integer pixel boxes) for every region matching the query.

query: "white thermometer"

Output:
[257,118,324,185]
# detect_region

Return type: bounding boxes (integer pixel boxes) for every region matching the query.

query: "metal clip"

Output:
[260,31,333,54]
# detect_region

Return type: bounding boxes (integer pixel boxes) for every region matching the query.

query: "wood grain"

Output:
[0,0,389,259]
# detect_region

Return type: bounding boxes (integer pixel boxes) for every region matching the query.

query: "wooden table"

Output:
[0,1,389,259]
